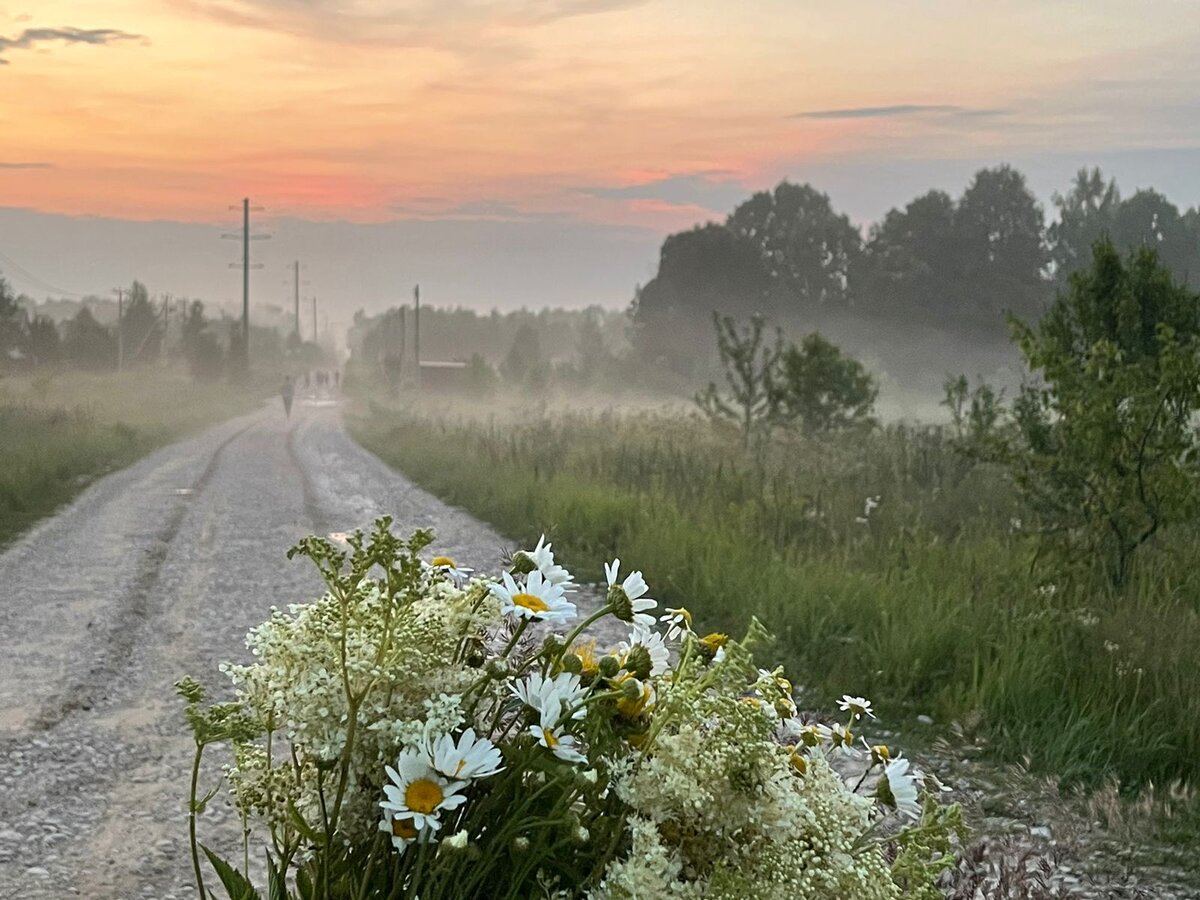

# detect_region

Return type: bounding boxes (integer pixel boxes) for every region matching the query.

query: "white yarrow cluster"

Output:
[192,523,946,899]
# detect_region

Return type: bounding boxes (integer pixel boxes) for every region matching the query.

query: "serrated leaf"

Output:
[201,844,261,900]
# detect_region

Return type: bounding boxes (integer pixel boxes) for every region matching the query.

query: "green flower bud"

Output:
[598,655,621,678]
[561,653,584,675]
[620,677,644,702]
[624,644,653,681]
[607,584,634,622]
[542,634,565,656]
[510,551,537,576]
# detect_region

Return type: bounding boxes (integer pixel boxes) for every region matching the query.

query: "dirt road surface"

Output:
[0,401,525,899]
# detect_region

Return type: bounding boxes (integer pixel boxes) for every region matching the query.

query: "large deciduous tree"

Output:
[631,224,771,374]
[727,182,862,310]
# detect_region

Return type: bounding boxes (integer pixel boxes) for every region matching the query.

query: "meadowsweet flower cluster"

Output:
[178,518,960,900]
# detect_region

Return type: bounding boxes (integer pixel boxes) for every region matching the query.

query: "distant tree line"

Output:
[0,277,290,380]
[631,166,1200,374]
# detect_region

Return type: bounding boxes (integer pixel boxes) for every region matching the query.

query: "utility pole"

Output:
[222,199,268,371]
[293,260,301,341]
[398,306,406,374]
[311,295,318,345]
[413,283,421,383]
[112,287,125,372]
[160,293,172,364]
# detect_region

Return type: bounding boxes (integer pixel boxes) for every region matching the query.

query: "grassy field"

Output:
[0,368,274,545]
[348,393,1200,806]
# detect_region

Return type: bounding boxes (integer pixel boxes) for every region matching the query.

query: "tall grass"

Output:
[0,369,273,544]
[349,398,1200,794]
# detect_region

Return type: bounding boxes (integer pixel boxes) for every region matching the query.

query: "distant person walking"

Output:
[281,375,295,419]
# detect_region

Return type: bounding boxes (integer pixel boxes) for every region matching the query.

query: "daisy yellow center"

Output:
[543,729,559,749]
[405,778,444,814]
[391,817,418,840]
[432,556,455,567]
[513,592,549,613]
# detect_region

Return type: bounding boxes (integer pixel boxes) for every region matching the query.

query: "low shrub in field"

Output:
[180,521,962,899]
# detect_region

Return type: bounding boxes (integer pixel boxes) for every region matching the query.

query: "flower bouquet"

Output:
[179,518,962,899]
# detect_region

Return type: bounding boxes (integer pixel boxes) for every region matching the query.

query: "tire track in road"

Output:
[30,421,255,732]
[286,416,334,537]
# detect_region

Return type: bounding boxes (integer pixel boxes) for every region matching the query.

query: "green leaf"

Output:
[287,800,325,846]
[266,853,289,900]
[295,867,315,900]
[201,845,261,900]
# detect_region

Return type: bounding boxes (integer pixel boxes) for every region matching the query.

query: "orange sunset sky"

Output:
[2,1,1200,311]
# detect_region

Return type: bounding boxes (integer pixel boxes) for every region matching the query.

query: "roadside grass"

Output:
[0,368,274,545]
[348,394,1200,822]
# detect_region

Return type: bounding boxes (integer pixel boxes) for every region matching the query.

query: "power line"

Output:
[0,248,88,298]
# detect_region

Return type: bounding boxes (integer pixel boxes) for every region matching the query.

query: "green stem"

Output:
[500,618,531,658]
[557,603,615,660]
[188,741,206,900]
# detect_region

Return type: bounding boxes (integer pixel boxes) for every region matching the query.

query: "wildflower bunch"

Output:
[179,518,960,899]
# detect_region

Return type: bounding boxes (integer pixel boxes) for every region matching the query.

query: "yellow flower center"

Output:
[789,750,808,775]
[576,640,600,675]
[543,729,559,749]
[404,778,444,814]
[616,682,652,718]
[513,592,549,613]
[431,556,456,568]
[391,817,418,840]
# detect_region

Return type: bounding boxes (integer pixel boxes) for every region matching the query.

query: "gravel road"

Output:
[0,400,558,899]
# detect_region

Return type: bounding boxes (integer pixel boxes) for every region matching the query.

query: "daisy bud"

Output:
[542,634,565,656]
[607,584,634,622]
[620,677,645,702]
[598,655,621,678]
[561,653,584,675]
[509,551,537,575]
[774,697,797,719]
[624,645,653,680]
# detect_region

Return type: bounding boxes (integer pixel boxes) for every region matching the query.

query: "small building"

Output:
[418,359,469,391]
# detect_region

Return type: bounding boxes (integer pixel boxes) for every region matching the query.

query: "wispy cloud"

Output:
[168,0,646,44]
[793,104,983,120]
[0,26,144,65]
[581,172,746,212]
[0,161,53,169]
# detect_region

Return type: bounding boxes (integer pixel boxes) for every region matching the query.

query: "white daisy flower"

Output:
[429,554,474,583]
[529,718,588,765]
[378,812,420,852]
[876,757,921,819]
[525,535,575,590]
[604,559,657,626]
[817,722,860,756]
[428,727,503,781]
[659,606,693,641]
[510,671,586,723]
[838,695,876,720]
[618,622,670,676]
[380,747,468,834]
[490,569,577,625]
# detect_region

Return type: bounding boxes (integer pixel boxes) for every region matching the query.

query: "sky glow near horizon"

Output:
[2,1,1200,311]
